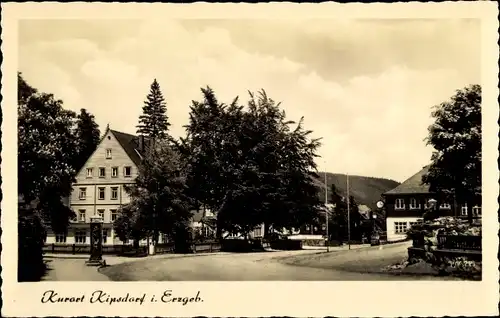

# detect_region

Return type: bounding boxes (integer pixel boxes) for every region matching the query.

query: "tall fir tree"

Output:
[136,79,170,141]
[73,108,100,171]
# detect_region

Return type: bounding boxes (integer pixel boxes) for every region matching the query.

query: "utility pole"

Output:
[324,164,329,252]
[347,172,351,250]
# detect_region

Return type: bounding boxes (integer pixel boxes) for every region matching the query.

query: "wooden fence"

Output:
[436,235,481,251]
[408,234,482,261]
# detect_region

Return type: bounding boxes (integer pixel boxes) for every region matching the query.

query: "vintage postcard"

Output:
[1,2,499,317]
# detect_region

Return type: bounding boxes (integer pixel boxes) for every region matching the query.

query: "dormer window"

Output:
[106,149,112,159]
[409,198,420,210]
[395,198,405,210]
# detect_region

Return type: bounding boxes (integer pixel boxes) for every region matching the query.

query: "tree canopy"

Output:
[18,73,78,231]
[180,87,322,238]
[114,140,194,248]
[17,73,84,280]
[73,108,100,171]
[422,84,482,223]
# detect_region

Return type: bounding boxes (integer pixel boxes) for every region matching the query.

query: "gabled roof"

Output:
[110,129,149,166]
[384,165,431,195]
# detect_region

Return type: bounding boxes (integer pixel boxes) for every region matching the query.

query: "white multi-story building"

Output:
[45,127,148,245]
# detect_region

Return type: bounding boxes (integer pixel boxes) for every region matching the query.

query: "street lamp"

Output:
[372,200,384,246]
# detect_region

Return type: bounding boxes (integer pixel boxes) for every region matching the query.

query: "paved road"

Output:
[98,242,459,281]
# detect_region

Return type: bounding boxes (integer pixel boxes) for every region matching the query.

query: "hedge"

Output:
[269,239,302,250]
[220,239,265,252]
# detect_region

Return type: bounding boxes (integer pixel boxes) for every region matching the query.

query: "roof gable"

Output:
[110,130,149,166]
[384,165,431,195]
[73,127,149,181]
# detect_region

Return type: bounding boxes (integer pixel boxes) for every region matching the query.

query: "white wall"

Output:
[386,216,421,241]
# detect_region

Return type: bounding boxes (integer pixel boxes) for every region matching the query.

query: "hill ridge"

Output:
[313,172,400,210]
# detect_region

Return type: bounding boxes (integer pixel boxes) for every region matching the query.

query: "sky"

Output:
[18,18,481,182]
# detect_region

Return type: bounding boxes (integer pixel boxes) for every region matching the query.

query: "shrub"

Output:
[406,217,482,279]
[220,239,253,252]
[18,213,47,281]
[172,225,194,253]
[269,239,302,250]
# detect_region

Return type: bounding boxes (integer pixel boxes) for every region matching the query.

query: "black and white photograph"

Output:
[2,2,499,317]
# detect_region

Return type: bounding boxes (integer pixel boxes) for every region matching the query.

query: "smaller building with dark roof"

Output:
[382,165,481,241]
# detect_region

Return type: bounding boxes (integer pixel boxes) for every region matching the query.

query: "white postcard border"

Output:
[1,2,499,317]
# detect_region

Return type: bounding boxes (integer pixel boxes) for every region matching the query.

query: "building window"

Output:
[395,199,405,210]
[254,226,262,237]
[394,221,408,234]
[86,168,93,178]
[75,231,87,244]
[97,209,105,219]
[98,187,105,200]
[55,233,67,243]
[472,206,481,217]
[102,230,108,244]
[99,167,106,178]
[409,198,420,210]
[78,209,86,222]
[409,221,421,228]
[78,187,87,200]
[111,167,118,178]
[124,166,132,177]
[111,187,118,200]
[424,200,430,209]
[461,204,468,216]
[111,209,118,222]
[439,202,451,210]
[106,149,112,159]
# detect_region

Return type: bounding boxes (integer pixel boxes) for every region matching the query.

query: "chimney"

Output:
[139,135,145,152]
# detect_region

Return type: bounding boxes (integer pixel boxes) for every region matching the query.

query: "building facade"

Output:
[45,128,147,245]
[383,165,482,241]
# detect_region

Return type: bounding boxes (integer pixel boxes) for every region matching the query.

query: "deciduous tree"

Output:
[116,140,194,249]
[18,73,77,231]
[422,84,482,223]
[73,108,100,171]
[17,73,78,280]
[181,87,322,239]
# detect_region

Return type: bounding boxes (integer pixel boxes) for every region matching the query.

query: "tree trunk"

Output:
[215,192,231,240]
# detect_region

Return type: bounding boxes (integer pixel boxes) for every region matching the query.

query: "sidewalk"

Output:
[42,251,231,281]
[302,244,372,251]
